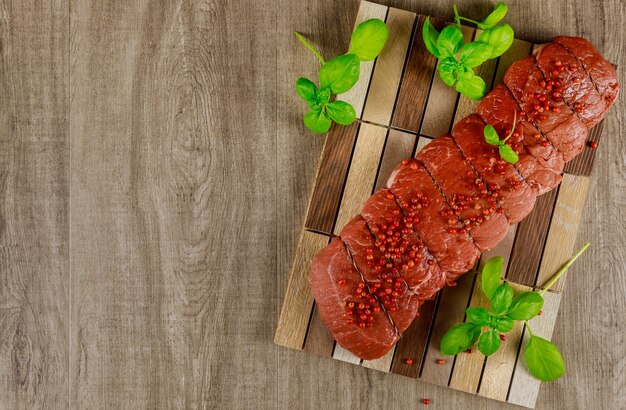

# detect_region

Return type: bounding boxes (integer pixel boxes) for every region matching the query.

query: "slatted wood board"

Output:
[275,2,606,408]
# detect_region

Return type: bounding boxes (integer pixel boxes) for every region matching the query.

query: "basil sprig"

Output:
[440,243,590,382]
[294,19,388,134]
[422,2,514,100]
[483,111,519,164]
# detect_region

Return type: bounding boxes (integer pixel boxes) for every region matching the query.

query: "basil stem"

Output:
[294,32,326,64]
[540,242,590,295]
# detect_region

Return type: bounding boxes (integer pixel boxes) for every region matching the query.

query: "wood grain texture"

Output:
[275,231,330,349]
[362,8,415,126]
[0,1,69,408]
[493,38,533,86]
[478,283,531,401]
[303,305,335,357]
[374,129,416,190]
[506,187,560,286]
[333,344,361,364]
[341,1,389,118]
[362,347,394,372]
[448,274,489,393]
[305,122,360,234]
[536,174,590,292]
[508,292,562,408]
[563,122,604,176]
[420,24,475,138]
[391,15,441,133]
[333,123,387,233]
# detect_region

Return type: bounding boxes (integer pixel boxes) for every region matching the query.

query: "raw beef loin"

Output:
[309,37,618,360]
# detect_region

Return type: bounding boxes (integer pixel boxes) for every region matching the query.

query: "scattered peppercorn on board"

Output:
[275,2,608,408]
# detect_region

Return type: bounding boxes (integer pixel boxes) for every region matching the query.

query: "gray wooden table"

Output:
[0,1,623,409]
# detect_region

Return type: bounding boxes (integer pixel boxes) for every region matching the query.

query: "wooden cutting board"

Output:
[275,2,605,408]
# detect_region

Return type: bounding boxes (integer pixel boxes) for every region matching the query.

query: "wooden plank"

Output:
[333,344,362,364]
[0,1,69,408]
[564,122,604,176]
[506,187,559,286]
[479,225,518,272]
[304,122,360,234]
[362,8,415,126]
[420,272,476,386]
[493,38,533,85]
[391,15,442,133]
[415,136,433,154]
[390,298,437,378]
[374,129,416,190]
[341,1,389,118]
[536,174,590,292]
[478,282,531,401]
[508,292,562,408]
[362,348,395,372]
[333,123,387,233]
[275,231,330,349]
[421,25,475,137]
[303,305,335,357]
[449,275,490,393]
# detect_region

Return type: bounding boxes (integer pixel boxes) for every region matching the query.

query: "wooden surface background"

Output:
[0,0,623,409]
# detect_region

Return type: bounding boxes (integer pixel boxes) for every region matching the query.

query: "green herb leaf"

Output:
[441,322,482,355]
[319,54,360,94]
[436,25,464,58]
[349,19,389,61]
[483,124,501,146]
[422,18,441,59]
[326,100,356,125]
[438,57,458,86]
[491,283,514,315]
[478,2,508,30]
[494,316,515,332]
[525,335,565,381]
[303,106,332,134]
[316,86,331,104]
[507,292,544,320]
[455,70,486,100]
[499,144,519,164]
[476,24,514,58]
[459,41,494,68]
[466,307,490,326]
[481,256,503,300]
[296,77,318,102]
[478,329,501,356]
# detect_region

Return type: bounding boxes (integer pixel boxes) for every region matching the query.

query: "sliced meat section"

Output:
[534,42,607,127]
[417,135,509,251]
[339,216,421,332]
[310,237,399,360]
[451,114,537,224]
[478,85,564,194]
[504,56,588,161]
[360,189,447,298]
[552,36,619,107]
[387,159,480,276]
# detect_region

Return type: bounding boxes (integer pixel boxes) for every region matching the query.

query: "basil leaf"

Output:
[494,316,514,332]
[316,86,331,104]
[303,106,332,134]
[481,256,503,300]
[436,25,464,58]
[319,54,360,94]
[460,41,494,68]
[440,322,481,355]
[507,291,544,320]
[296,77,317,102]
[438,57,458,86]
[491,283,514,315]
[478,2,508,30]
[476,24,514,58]
[466,307,490,326]
[349,18,389,61]
[422,17,441,59]
[484,124,501,146]
[499,144,519,164]
[525,336,565,381]
[455,70,486,100]
[326,100,356,125]
[478,329,501,356]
